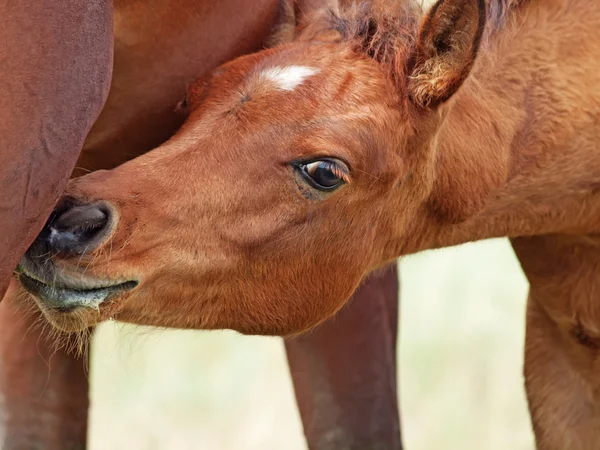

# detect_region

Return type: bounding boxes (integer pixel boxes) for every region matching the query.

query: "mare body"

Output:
[19,0,600,448]
[1,0,401,448]
[0,1,112,299]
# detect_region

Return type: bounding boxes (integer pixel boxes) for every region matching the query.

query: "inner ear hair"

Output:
[408,0,486,108]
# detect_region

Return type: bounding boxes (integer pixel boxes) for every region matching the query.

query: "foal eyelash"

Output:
[324,161,352,184]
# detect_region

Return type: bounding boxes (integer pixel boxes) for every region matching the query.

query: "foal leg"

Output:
[0,285,89,450]
[512,235,600,450]
[285,264,401,450]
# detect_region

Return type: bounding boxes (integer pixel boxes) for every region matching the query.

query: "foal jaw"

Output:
[18,272,138,312]
[15,254,139,331]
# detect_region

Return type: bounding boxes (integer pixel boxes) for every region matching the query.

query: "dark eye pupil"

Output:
[306,162,340,187]
[295,158,349,192]
[299,160,348,191]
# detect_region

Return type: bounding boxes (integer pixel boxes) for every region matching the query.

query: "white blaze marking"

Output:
[260,65,320,91]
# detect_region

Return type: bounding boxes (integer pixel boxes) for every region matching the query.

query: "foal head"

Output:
[20,0,486,334]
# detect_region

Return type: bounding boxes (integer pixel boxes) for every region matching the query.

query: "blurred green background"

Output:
[89,237,534,449]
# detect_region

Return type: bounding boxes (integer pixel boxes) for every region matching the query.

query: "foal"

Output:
[5,1,401,448]
[18,0,600,447]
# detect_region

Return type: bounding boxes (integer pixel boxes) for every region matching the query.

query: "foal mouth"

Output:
[16,267,138,312]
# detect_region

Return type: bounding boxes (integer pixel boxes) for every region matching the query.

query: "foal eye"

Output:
[295,158,350,191]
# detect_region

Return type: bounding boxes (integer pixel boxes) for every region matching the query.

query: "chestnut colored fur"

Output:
[5,1,402,449]
[22,0,600,448]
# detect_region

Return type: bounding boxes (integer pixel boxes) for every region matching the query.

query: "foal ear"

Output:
[266,0,297,47]
[266,0,340,47]
[408,0,486,108]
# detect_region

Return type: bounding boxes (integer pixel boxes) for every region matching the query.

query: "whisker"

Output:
[352,167,381,181]
[75,244,93,272]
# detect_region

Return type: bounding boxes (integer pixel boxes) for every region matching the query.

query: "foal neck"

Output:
[391,0,600,258]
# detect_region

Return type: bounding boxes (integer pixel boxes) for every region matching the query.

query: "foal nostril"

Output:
[47,202,115,255]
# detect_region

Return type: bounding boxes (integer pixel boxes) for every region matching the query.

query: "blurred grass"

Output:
[89,238,534,449]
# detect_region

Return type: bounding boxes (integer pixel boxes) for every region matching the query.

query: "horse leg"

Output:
[0,285,89,450]
[512,235,600,450]
[285,264,401,450]
[0,0,112,447]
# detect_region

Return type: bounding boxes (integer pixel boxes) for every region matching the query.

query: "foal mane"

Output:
[296,2,420,100]
[486,0,526,29]
[294,0,526,100]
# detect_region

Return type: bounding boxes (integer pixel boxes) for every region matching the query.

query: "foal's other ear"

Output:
[408,0,486,108]
[266,0,297,46]
[266,0,339,46]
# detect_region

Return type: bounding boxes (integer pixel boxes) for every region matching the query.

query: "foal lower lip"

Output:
[18,274,137,310]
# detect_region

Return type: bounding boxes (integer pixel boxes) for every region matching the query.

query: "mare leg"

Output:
[512,235,600,450]
[0,1,112,447]
[285,264,401,450]
[0,285,89,449]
